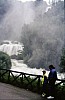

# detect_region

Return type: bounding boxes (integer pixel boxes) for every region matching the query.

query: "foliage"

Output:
[21,1,64,69]
[0,51,11,69]
[56,85,65,100]
[0,69,65,99]
[59,48,65,72]
[0,70,42,93]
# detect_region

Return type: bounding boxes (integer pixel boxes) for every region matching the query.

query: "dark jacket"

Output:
[48,69,57,84]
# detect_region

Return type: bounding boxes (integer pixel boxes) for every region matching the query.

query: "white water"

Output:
[11,59,65,83]
[0,40,24,56]
[11,59,65,85]
[11,59,44,75]
[0,40,44,75]
[0,40,65,80]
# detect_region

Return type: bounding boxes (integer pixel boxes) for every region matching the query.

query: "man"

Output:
[47,65,57,99]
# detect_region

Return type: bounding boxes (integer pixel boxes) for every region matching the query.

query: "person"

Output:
[41,70,48,97]
[47,65,57,99]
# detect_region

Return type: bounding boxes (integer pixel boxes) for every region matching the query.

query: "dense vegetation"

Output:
[60,48,65,72]
[0,51,11,69]
[0,0,64,71]
[21,1,65,70]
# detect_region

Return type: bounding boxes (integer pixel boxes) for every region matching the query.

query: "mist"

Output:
[21,1,65,70]
[0,0,43,41]
[0,0,64,70]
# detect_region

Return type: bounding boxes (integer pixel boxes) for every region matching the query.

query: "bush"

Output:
[0,51,11,69]
[59,48,65,72]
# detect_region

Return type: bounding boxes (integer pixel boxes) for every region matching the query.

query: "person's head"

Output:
[42,70,46,75]
[49,65,55,70]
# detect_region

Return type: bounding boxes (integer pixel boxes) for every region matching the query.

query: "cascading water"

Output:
[0,40,64,79]
[0,40,24,56]
[11,59,43,75]
[0,40,44,75]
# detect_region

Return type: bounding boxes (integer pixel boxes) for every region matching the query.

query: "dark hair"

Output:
[42,70,46,74]
[49,65,55,69]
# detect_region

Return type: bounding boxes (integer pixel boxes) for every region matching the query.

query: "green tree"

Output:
[0,51,11,69]
[60,48,65,72]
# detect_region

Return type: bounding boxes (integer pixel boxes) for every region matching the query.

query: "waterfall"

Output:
[11,59,43,75]
[0,40,44,75]
[0,40,24,56]
[0,40,64,79]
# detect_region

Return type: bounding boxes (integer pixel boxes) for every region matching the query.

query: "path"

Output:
[0,82,45,100]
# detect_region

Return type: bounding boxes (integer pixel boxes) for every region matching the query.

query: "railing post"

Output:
[37,76,40,93]
[8,70,10,83]
[0,68,43,93]
[20,74,24,87]
[0,69,1,81]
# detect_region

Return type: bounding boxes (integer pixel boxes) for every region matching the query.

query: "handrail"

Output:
[0,68,42,77]
[0,68,65,93]
[0,68,42,93]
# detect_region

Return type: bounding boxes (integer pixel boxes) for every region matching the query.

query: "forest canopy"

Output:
[21,1,65,70]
